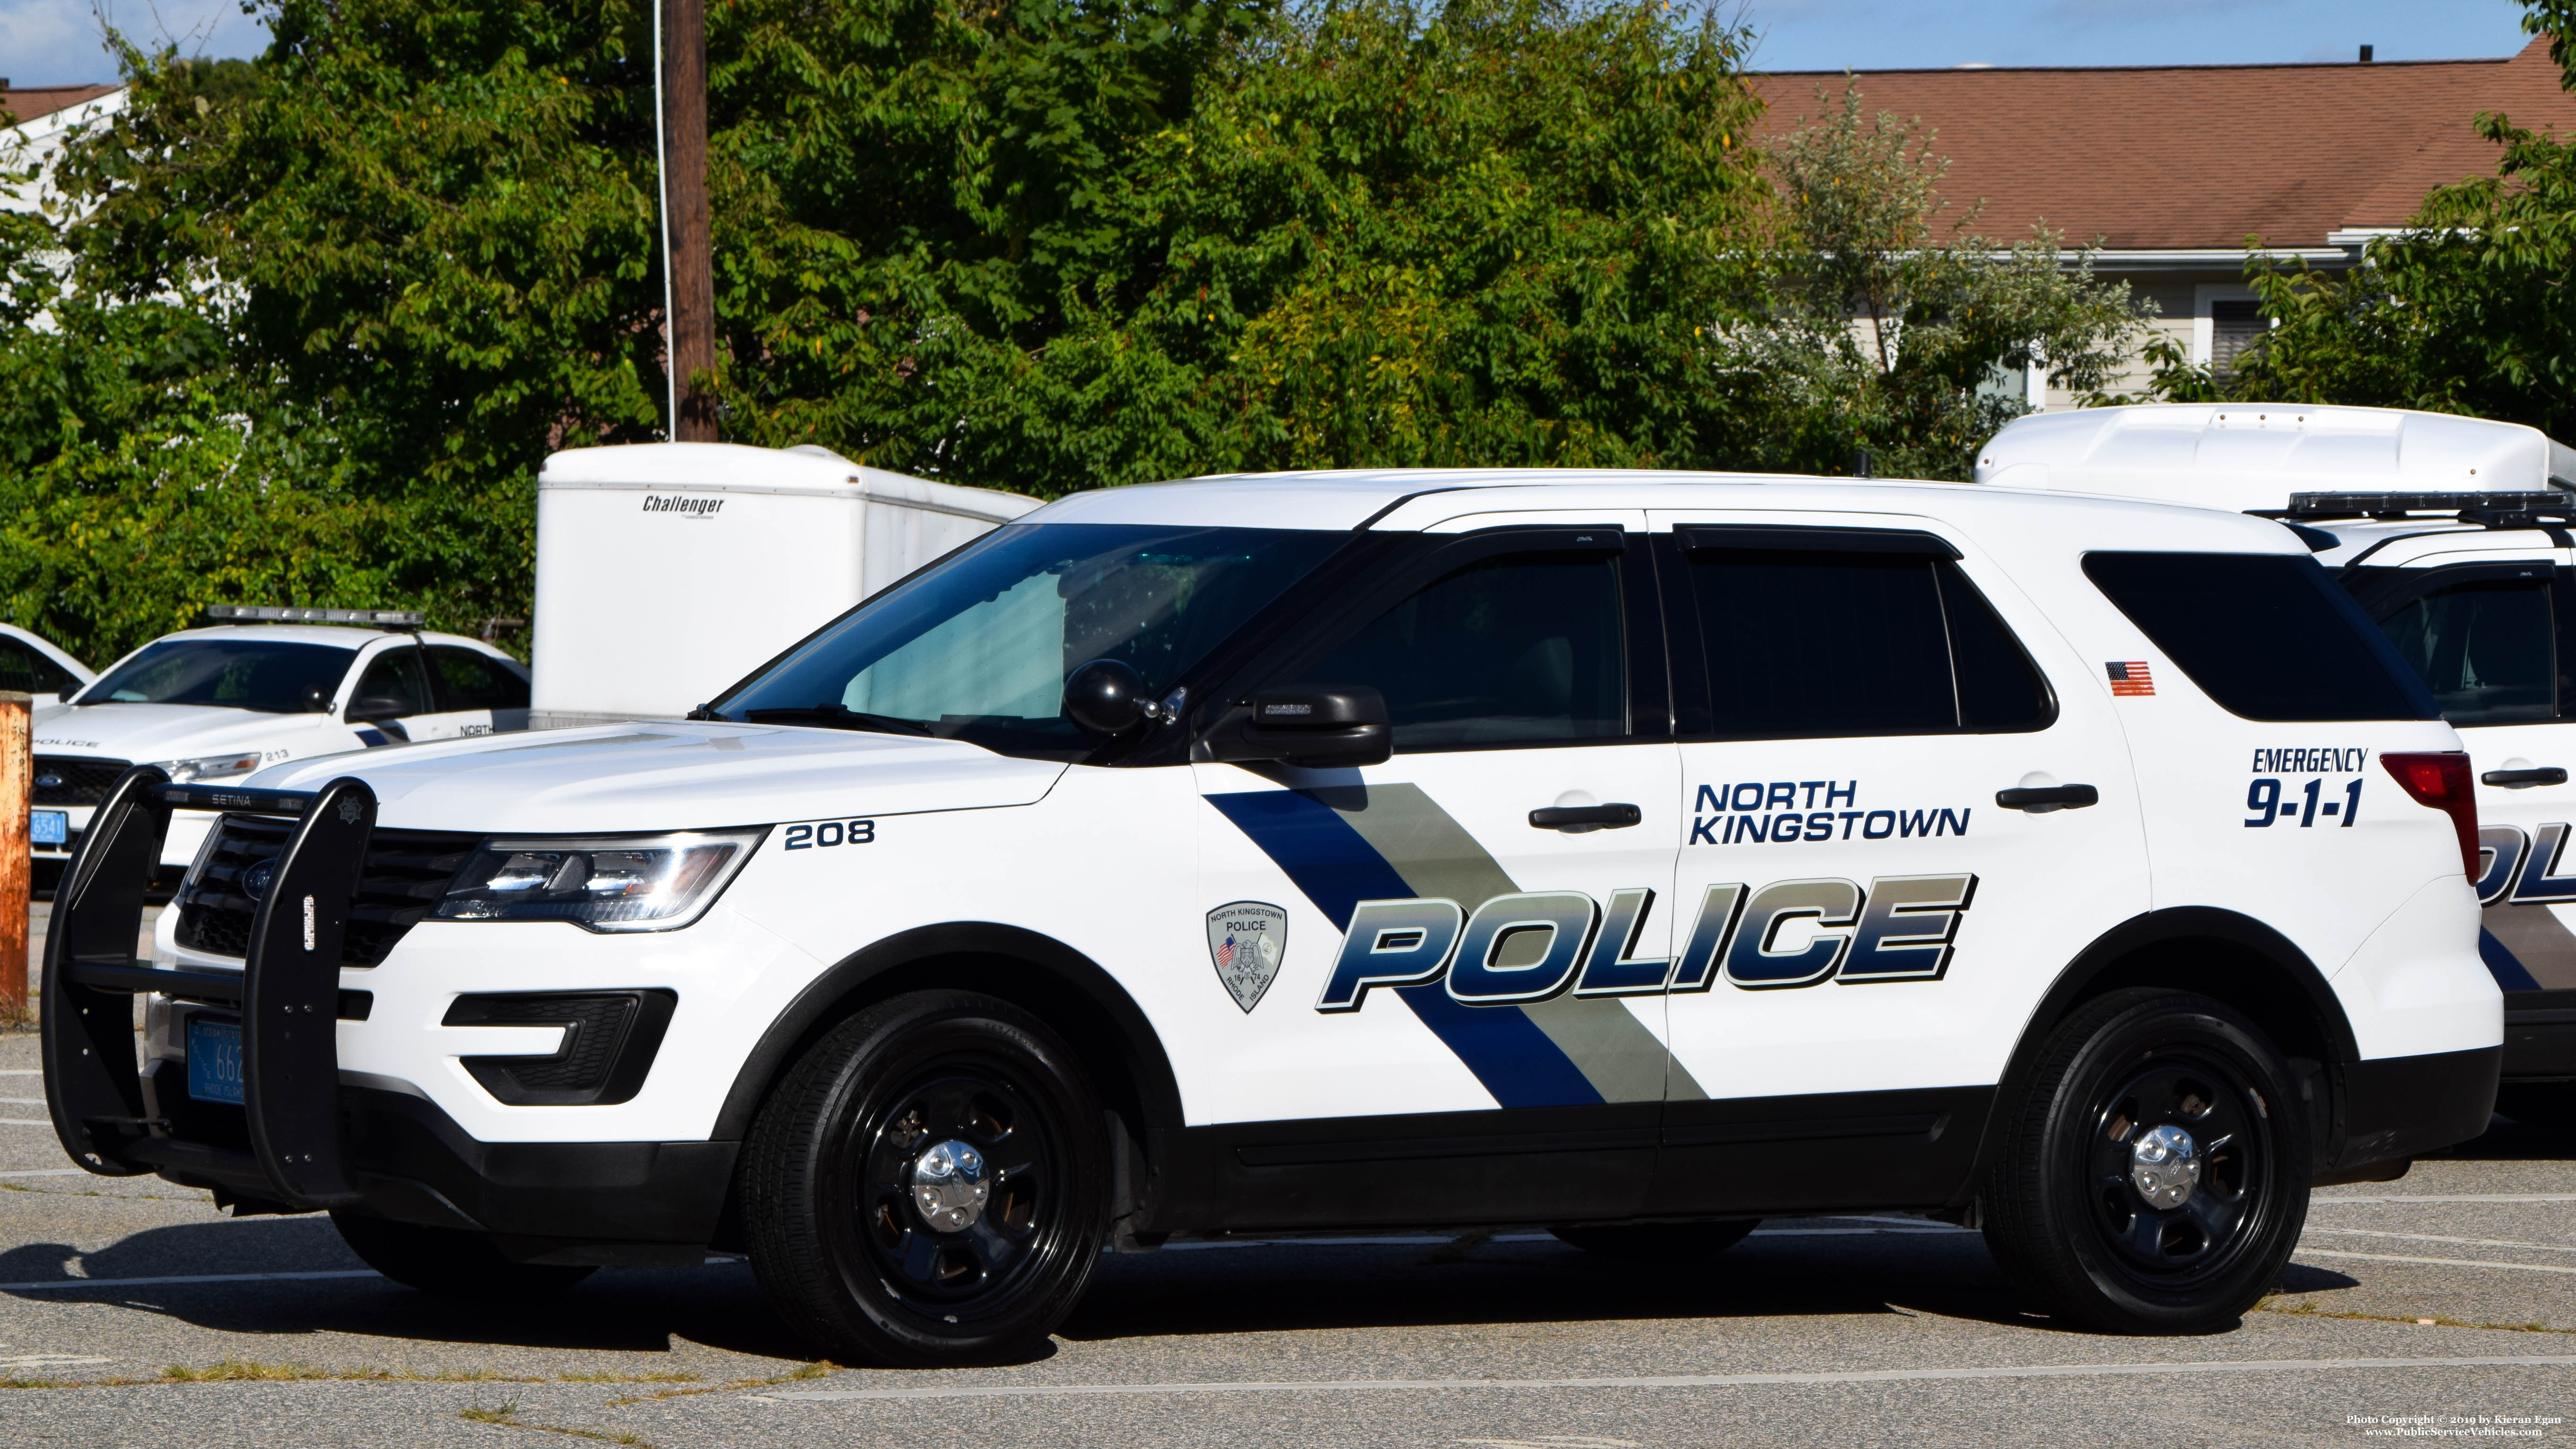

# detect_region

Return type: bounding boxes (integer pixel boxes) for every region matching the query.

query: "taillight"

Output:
[2381,751,2480,883]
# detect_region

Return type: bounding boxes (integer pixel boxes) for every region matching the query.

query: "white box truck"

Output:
[531,443,1042,725]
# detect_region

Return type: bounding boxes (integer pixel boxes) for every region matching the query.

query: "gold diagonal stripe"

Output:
[1320,782,1700,1104]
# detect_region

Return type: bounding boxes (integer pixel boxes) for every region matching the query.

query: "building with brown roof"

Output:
[2,83,128,220]
[0,84,121,128]
[1749,38,2576,405]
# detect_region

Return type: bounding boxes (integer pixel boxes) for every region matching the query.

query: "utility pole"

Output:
[657,0,718,441]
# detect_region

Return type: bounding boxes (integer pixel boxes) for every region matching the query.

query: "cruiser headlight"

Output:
[433,829,766,932]
[151,752,264,785]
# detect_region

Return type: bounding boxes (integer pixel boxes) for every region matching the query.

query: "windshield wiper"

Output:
[739,704,935,737]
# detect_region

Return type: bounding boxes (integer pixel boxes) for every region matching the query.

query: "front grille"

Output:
[33,755,131,806]
[173,814,483,966]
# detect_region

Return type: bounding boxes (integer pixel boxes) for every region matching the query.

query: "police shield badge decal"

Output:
[1206,901,1288,1013]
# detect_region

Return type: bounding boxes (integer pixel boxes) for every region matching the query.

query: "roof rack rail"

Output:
[2282,490,2576,525]
[202,605,425,629]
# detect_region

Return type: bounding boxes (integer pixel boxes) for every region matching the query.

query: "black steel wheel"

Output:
[1550,1219,1761,1260]
[329,1212,595,1299]
[742,990,1109,1365]
[1982,989,2310,1333]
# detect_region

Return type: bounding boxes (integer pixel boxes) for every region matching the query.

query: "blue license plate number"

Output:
[186,1018,244,1106]
[30,810,65,847]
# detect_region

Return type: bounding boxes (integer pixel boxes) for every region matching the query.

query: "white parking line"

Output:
[2298,1249,2576,1277]
[0,1098,44,1106]
[768,1355,2576,1403]
[2306,1226,2576,1255]
[0,1071,37,1076]
[0,1270,381,1293]
[0,1120,52,1128]
[0,1169,85,1179]
[2312,1194,2576,1205]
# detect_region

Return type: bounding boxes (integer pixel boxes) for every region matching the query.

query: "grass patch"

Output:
[602,1360,834,1406]
[2257,1296,2573,1335]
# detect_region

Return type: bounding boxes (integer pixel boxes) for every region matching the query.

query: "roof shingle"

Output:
[1748,38,2576,250]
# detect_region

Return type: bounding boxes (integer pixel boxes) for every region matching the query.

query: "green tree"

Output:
[707,0,1773,480]
[1731,81,2152,480]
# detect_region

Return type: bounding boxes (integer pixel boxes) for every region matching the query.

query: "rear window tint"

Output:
[1686,549,2053,737]
[2082,552,2436,722]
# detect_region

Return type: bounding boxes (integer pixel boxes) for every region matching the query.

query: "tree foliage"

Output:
[0,0,2149,666]
[1731,82,2151,479]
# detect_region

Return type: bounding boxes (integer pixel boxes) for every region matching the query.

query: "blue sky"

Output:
[0,0,2544,87]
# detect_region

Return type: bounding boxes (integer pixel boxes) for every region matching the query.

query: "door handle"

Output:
[1995,784,2098,810]
[2482,767,2567,788]
[1528,804,1642,830]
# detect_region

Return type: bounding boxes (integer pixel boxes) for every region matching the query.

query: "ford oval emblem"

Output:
[242,861,275,900]
[34,774,60,789]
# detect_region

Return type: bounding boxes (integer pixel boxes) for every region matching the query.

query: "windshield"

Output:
[713,523,1345,756]
[77,638,354,713]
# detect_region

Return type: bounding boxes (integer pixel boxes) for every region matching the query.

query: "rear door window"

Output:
[2083,552,2435,722]
[2375,577,2556,725]
[1682,540,2053,737]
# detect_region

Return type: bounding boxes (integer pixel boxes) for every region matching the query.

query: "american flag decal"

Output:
[1217,935,1236,969]
[2106,661,2155,696]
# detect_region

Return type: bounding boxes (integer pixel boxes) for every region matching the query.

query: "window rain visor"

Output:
[77,639,355,713]
[711,524,1344,756]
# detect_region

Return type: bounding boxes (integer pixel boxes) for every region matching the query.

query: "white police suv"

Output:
[42,472,2499,1362]
[29,608,529,886]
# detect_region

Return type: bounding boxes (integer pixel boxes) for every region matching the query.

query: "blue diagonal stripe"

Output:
[1205,789,1602,1109]
[2479,927,2544,992]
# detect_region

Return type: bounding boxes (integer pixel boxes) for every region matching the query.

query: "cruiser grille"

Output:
[174,814,484,967]
[33,755,132,806]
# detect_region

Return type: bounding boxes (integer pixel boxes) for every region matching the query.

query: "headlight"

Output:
[151,752,264,785]
[432,829,765,932]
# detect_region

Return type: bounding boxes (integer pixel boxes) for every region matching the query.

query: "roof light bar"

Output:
[2286,490,2574,520]
[203,605,426,628]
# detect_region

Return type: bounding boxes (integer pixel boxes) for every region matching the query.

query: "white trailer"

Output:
[531,443,1042,725]
[1974,403,2576,512]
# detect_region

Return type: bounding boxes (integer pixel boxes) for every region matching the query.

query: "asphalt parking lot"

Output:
[0,921,2569,1445]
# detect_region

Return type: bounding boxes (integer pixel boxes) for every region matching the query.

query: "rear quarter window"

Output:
[2083,552,2437,722]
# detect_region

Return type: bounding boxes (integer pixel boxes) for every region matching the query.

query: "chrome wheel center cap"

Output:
[910,1139,990,1232]
[2129,1123,2201,1209]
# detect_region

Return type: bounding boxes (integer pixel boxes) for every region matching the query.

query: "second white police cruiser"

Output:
[42,470,2500,1363]
[28,607,530,887]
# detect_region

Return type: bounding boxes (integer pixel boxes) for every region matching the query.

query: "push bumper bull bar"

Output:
[41,766,380,1208]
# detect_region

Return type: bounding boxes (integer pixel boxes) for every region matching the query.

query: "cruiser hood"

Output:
[243,721,1068,834]
[34,703,345,763]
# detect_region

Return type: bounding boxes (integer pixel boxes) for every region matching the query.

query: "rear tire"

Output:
[330,1212,596,1299]
[1550,1218,1760,1260]
[1981,989,2309,1334]
[741,990,1111,1366]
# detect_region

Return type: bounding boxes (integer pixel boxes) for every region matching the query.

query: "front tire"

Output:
[330,1212,596,1299]
[741,990,1110,1366]
[1981,989,2310,1334]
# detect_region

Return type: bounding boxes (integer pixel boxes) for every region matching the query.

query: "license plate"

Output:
[30,810,65,847]
[186,1018,245,1106]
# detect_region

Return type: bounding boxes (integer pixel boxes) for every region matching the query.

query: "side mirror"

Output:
[1210,684,1391,768]
[1063,659,1151,735]
[346,694,411,723]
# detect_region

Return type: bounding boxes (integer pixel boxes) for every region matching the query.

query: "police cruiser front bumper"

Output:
[39,769,732,1261]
